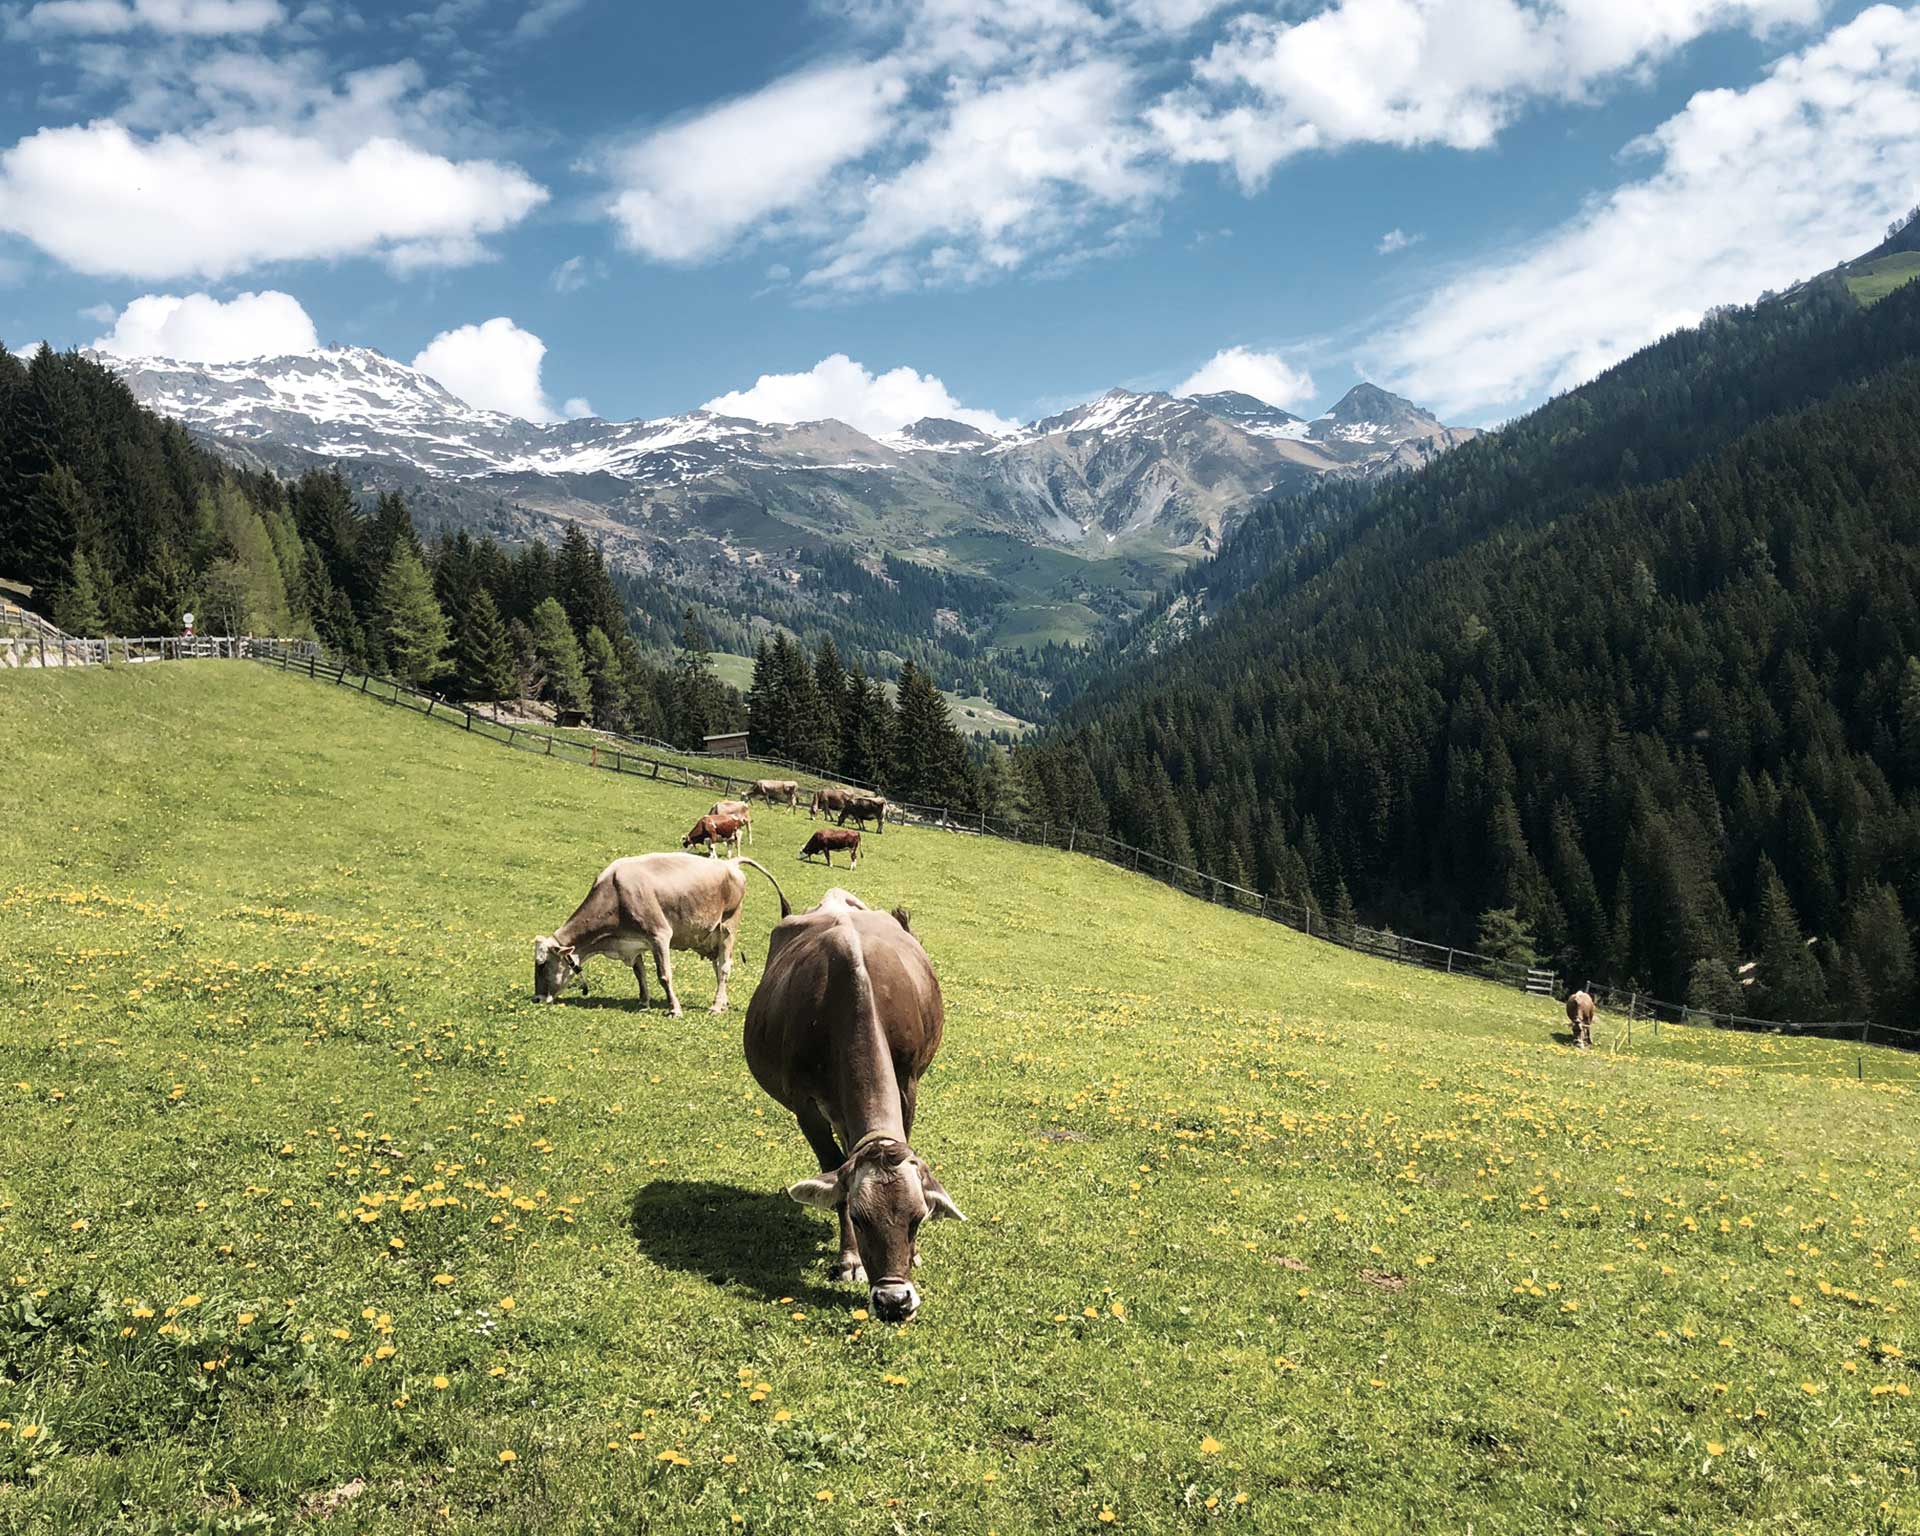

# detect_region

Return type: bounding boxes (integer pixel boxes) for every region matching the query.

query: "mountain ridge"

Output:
[99,344,1477,562]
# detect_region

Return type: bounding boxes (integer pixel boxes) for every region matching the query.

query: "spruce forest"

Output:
[1020,261,1920,1029]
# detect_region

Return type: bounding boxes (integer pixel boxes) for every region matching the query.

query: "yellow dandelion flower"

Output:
[1706,1442,1725,1456]
[432,1376,449,1390]
[498,1449,517,1464]
[815,1489,834,1502]
[1199,1436,1222,1455]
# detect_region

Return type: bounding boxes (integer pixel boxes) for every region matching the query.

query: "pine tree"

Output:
[1749,854,1825,1020]
[1838,882,1916,1029]
[1475,907,1541,968]
[51,548,104,635]
[813,637,849,767]
[529,597,588,712]
[582,625,627,729]
[841,665,895,787]
[670,607,718,747]
[15,464,88,598]
[453,588,516,703]
[1685,958,1740,1015]
[376,545,451,688]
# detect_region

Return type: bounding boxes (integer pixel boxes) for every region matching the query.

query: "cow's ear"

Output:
[918,1163,965,1222]
[786,1171,842,1210]
[891,906,912,932]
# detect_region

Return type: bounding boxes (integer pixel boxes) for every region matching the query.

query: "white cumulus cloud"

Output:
[608,61,907,263]
[90,288,318,360]
[411,317,562,423]
[1151,0,1825,188]
[702,353,1017,437]
[1377,227,1420,254]
[0,121,547,280]
[1175,345,1316,410]
[18,0,282,34]
[807,57,1162,292]
[1372,2,1920,419]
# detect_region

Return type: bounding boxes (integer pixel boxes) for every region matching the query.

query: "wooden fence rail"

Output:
[2,633,320,669]
[239,643,1920,1056]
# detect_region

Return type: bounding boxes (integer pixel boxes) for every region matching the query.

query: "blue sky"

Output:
[2,0,1917,433]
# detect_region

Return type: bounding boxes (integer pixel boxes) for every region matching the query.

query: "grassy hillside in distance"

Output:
[2,663,1917,1534]
[698,652,1036,741]
[1847,251,1920,306]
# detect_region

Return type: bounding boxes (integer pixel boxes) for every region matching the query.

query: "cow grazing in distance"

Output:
[809,786,853,822]
[710,799,754,844]
[1566,991,1595,1049]
[683,813,746,858]
[745,889,961,1322]
[533,853,790,1015]
[750,779,802,810]
[829,793,888,833]
[800,828,860,868]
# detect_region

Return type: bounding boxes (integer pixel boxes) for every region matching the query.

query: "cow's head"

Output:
[788,1137,963,1322]
[532,936,583,1003]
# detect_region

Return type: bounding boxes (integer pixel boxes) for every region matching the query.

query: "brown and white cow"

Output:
[750,779,801,810]
[800,828,860,868]
[745,889,962,1322]
[1566,990,1595,1050]
[533,852,790,1015]
[683,813,746,858]
[709,799,754,844]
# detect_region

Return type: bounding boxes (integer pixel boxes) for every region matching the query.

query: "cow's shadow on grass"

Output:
[627,1180,843,1306]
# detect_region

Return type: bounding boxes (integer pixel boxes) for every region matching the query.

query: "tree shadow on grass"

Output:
[627,1180,844,1306]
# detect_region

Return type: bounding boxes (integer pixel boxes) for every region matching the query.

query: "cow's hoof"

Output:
[830,1257,867,1284]
[707,1003,727,1016]
[667,1006,683,1019]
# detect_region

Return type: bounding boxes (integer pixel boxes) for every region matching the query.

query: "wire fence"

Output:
[240,644,1918,1066]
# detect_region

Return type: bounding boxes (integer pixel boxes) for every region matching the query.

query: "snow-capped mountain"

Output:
[102,346,1476,561]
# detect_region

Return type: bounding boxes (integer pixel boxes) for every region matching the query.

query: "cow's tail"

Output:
[737,858,792,920]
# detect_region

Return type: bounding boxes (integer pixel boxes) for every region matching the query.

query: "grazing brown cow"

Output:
[533,853,790,1015]
[1566,990,1595,1049]
[709,799,754,844]
[836,793,887,832]
[750,779,801,810]
[809,786,854,821]
[800,828,860,868]
[683,813,746,858]
[745,889,962,1322]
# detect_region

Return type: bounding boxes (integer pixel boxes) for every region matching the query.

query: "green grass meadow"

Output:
[1848,253,1920,307]
[2,663,1918,1534]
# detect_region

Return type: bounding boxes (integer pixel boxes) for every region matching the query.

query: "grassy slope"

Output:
[1,664,1917,1535]
[1848,253,1920,307]
[699,653,1036,740]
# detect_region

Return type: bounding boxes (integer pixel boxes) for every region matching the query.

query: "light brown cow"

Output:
[683,813,746,858]
[1566,991,1595,1049]
[533,853,790,1016]
[709,799,754,844]
[750,779,801,810]
[800,827,860,868]
[745,889,962,1322]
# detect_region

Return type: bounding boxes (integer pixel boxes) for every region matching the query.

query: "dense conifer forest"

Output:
[1017,270,1920,1027]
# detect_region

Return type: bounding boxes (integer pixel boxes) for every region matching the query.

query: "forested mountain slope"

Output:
[1026,273,1920,1027]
